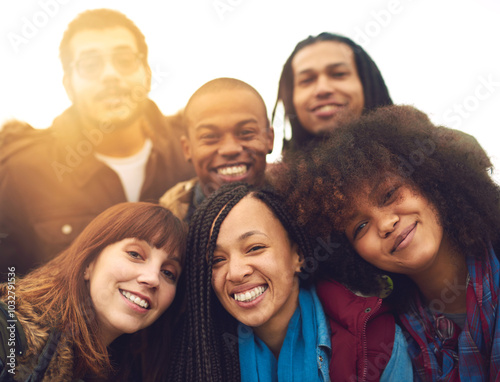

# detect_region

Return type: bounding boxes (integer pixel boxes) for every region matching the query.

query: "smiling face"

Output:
[85,238,181,345]
[211,196,303,335]
[344,178,445,277]
[292,41,364,134]
[63,27,151,129]
[181,89,274,195]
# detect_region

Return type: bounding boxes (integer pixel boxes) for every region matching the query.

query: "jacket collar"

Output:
[50,100,165,188]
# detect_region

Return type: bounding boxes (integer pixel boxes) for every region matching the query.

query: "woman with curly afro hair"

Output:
[272,104,500,381]
[166,182,413,382]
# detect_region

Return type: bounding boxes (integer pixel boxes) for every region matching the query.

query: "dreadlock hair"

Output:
[272,32,392,153]
[167,182,315,382]
[272,104,500,310]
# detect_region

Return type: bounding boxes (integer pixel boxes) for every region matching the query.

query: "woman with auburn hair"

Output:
[273,105,500,381]
[0,202,187,382]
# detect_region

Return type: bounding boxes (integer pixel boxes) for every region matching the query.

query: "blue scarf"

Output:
[400,246,500,381]
[238,288,322,382]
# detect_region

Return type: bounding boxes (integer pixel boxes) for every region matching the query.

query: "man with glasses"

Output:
[0,9,195,280]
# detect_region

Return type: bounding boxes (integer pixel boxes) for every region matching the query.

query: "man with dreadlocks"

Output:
[272,32,392,153]
[165,182,412,381]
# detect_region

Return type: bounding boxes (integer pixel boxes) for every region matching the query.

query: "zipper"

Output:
[360,298,382,382]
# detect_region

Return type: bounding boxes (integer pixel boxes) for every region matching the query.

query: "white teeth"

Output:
[233,286,267,302]
[121,290,149,309]
[217,165,247,176]
[314,104,338,112]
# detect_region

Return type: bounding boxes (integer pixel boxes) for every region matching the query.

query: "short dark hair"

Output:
[59,8,149,74]
[272,32,392,152]
[183,77,270,135]
[273,105,499,305]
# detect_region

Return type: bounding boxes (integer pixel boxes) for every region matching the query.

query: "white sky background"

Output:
[1,0,499,183]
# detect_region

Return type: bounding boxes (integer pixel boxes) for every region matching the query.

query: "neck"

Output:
[102,330,120,347]
[410,237,468,314]
[85,117,148,157]
[253,283,300,359]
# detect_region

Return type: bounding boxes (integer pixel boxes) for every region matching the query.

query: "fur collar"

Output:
[10,295,75,381]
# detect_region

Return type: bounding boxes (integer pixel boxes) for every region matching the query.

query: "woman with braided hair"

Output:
[272,105,500,381]
[167,182,412,381]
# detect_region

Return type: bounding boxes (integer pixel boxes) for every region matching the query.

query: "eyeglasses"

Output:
[70,51,144,79]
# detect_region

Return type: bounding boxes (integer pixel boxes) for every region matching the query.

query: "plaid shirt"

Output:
[400,246,500,381]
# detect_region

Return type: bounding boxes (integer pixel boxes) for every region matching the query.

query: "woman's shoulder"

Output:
[0,300,27,377]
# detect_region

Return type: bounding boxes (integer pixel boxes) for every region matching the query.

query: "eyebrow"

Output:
[239,230,268,241]
[77,45,134,58]
[296,62,350,77]
[194,118,259,132]
[214,230,268,250]
[166,254,182,265]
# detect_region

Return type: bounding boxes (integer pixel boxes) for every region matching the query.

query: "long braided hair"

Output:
[167,182,315,381]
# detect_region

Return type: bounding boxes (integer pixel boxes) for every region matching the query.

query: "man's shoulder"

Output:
[160,177,198,206]
[146,101,185,139]
[0,120,54,165]
[159,178,198,220]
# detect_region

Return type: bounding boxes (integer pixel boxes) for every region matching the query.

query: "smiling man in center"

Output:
[160,77,274,222]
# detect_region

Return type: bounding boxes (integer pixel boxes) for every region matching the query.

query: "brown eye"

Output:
[127,251,141,259]
[353,222,367,240]
[162,269,177,282]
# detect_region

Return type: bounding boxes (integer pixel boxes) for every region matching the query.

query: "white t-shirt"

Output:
[95,139,153,202]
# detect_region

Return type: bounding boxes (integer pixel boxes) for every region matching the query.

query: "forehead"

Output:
[218,197,284,240]
[292,41,356,74]
[69,26,138,59]
[186,89,268,131]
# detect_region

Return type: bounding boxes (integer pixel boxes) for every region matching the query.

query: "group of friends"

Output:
[0,7,499,382]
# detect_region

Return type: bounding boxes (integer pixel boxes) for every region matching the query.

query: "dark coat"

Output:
[0,101,195,280]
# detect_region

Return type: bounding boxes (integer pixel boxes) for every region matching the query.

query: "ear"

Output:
[180,135,192,162]
[83,263,93,281]
[83,267,90,280]
[142,64,152,94]
[266,125,275,154]
[292,243,305,273]
[63,74,75,102]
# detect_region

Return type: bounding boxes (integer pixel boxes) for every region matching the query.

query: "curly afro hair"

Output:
[272,105,500,304]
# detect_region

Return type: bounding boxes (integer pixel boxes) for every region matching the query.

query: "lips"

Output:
[232,285,268,302]
[217,164,248,177]
[120,289,151,309]
[310,102,345,118]
[392,222,417,253]
[95,87,129,101]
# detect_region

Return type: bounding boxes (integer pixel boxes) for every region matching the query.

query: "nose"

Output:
[226,256,252,283]
[377,213,398,238]
[137,264,161,288]
[218,135,243,157]
[99,58,121,81]
[314,74,334,98]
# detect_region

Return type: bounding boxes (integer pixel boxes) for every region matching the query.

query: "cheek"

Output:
[192,147,214,166]
[293,90,307,109]
[354,240,378,265]
[131,68,151,88]
[211,271,225,298]
[158,284,177,313]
